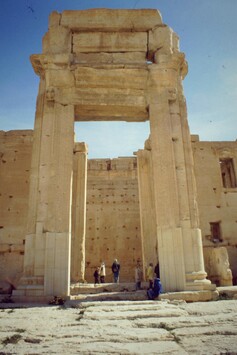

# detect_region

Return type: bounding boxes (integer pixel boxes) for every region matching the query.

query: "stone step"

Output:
[69,289,220,303]
[70,282,144,295]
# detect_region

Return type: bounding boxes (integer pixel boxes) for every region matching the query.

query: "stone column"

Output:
[17,78,47,296]
[15,91,74,299]
[136,144,157,274]
[148,52,210,291]
[43,102,74,296]
[178,94,209,289]
[71,142,88,283]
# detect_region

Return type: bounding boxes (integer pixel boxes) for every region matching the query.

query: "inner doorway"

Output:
[73,121,149,283]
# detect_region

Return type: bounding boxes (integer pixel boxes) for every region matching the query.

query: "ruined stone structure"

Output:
[191,136,237,286]
[1,9,236,300]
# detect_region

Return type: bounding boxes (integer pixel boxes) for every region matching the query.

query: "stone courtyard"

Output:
[0,296,237,354]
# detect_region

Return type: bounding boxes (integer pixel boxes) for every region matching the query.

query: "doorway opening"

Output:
[72,121,150,283]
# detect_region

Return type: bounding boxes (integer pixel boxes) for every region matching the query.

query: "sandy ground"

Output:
[0,298,237,354]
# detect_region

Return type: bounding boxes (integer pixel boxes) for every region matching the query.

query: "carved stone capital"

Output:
[154,52,188,78]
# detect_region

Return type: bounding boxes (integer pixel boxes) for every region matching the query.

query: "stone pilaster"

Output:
[148,53,211,291]
[15,92,74,299]
[71,142,88,282]
[137,147,157,273]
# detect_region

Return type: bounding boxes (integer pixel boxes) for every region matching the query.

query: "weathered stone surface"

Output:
[0,300,237,354]
[205,247,233,286]
[73,52,146,65]
[61,9,163,31]
[192,138,237,284]
[75,67,148,89]
[74,104,148,121]
[73,32,147,53]
[148,26,175,56]
[0,130,32,285]
[71,144,88,282]
[84,158,142,283]
[45,68,74,88]
[42,26,71,54]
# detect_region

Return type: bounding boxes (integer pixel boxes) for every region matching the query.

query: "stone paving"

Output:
[0,297,237,354]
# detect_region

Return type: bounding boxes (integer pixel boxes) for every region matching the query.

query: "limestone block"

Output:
[148,26,174,56]
[74,104,148,122]
[73,32,147,53]
[158,227,186,292]
[45,69,74,88]
[74,142,88,153]
[43,26,71,54]
[48,11,61,27]
[160,290,218,302]
[148,65,178,102]
[210,247,233,286]
[61,9,162,31]
[45,232,70,296]
[75,67,148,90]
[73,52,146,65]
[72,87,146,106]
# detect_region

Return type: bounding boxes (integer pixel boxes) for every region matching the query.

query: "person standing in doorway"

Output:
[111,259,120,283]
[147,262,154,289]
[100,261,106,283]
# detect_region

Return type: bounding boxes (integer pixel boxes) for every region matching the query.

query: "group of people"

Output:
[135,261,162,300]
[146,262,162,300]
[93,261,106,284]
[93,259,121,284]
[93,259,162,300]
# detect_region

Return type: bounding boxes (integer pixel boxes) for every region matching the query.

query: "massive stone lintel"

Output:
[59,9,163,31]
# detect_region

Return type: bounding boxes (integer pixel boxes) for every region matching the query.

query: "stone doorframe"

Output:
[14,9,212,301]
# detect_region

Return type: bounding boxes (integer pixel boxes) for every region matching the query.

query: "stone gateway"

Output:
[0,9,236,301]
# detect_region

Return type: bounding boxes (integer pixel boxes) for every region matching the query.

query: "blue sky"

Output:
[0,0,236,158]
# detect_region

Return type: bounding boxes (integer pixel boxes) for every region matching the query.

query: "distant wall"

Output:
[0,130,33,286]
[192,135,237,284]
[1,130,237,287]
[84,157,142,283]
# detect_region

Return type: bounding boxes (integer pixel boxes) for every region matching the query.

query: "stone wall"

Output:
[192,135,237,285]
[84,157,142,283]
[0,130,33,286]
[1,130,237,288]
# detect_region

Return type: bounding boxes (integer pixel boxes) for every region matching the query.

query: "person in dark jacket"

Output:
[93,267,100,284]
[147,277,163,300]
[154,262,160,278]
[111,259,120,283]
